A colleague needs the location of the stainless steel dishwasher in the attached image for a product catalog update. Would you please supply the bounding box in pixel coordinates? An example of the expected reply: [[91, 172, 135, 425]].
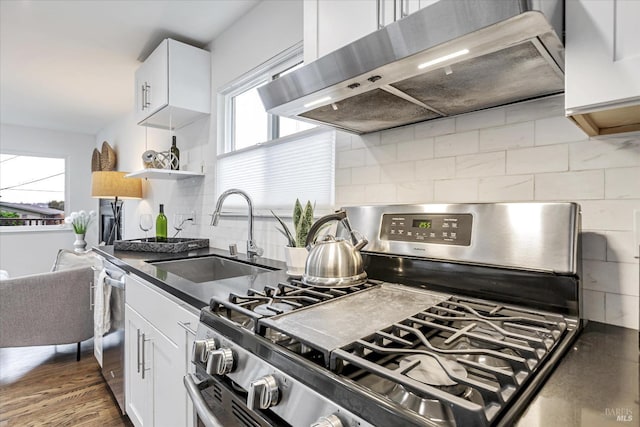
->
[[101, 259, 127, 414]]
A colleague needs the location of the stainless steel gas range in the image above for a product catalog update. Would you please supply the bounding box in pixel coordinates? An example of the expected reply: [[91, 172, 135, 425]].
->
[[185, 202, 582, 427]]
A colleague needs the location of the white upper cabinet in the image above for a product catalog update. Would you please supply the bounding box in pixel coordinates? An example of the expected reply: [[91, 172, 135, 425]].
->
[[304, 0, 436, 63], [135, 39, 211, 130], [565, 0, 640, 136]]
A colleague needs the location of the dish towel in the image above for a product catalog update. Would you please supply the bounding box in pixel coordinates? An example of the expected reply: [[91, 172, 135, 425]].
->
[[93, 269, 112, 336]]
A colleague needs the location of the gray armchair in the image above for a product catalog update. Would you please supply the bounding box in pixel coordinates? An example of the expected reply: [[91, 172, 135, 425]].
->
[[0, 250, 98, 360]]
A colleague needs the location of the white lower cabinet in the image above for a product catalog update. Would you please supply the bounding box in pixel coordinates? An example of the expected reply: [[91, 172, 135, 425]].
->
[[125, 274, 198, 427]]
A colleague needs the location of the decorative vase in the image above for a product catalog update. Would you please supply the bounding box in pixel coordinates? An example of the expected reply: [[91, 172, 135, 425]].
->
[[73, 233, 87, 253], [284, 246, 308, 277]]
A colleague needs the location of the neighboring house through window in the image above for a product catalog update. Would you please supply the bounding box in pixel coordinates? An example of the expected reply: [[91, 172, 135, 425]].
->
[[0, 154, 66, 226]]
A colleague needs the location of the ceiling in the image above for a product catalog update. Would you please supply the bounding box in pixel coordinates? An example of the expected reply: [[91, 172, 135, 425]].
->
[[0, 0, 260, 136]]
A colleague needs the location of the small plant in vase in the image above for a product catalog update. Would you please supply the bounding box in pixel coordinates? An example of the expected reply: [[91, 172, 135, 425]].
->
[[271, 199, 314, 276]]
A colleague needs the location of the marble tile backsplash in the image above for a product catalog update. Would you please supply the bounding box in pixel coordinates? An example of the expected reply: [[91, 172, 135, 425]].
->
[[335, 95, 640, 330]]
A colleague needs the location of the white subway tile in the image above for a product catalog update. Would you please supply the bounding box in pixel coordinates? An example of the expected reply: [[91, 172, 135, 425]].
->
[[570, 139, 640, 170], [582, 290, 606, 322], [397, 181, 434, 203], [397, 138, 434, 161], [434, 178, 479, 202], [605, 167, 640, 199], [535, 170, 604, 200], [479, 122, 534, 151], [415, 117, 455, 138], [605, 231, 638, 263], [581, 231, 607, 261], [335, 131, 352, 151], [455, 108, 505, 132], [381, 126, 415, 145], [505, 95, 565, 123], [336, 149, 366, 168], [582, 260, 639, 296], [605, 294, 639, 329], [365, 144, 397, 165], [334, 168, 352, 186], [415, 157, 456, 180], [351, 165, 380, 185], [352, 132, 381, 149], [364, 183, 397, 203], [507, 144, 569, 174], [456, 151, 505, 178], [434, 131, 479, 157], [380, 162, 416, 183], [336, 185, 366, 205], [579, 200, 640, 231], [535, 116, 588, 146], [478, 175, 534, 201]]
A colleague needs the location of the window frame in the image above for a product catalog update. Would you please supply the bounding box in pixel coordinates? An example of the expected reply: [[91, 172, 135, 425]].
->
[[218, 42, 308, 154]]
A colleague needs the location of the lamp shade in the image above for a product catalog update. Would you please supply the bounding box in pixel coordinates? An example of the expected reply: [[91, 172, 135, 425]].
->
[[91, 171, 142, 199]]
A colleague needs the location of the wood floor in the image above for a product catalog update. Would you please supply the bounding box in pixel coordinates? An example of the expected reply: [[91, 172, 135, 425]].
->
[[0, 342, 133, 427]]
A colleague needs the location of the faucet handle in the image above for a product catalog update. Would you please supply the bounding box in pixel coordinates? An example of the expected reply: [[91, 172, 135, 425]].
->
[[248, 241, 263, 257]]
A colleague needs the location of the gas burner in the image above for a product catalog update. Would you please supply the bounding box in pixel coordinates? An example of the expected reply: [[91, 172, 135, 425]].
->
[[382, 383, 453, 426], [399, 354, 467, 390]]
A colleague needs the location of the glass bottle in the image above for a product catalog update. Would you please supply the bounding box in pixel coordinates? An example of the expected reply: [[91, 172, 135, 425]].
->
[[156, 204, 168, 242], [170, 136, 180, 170]]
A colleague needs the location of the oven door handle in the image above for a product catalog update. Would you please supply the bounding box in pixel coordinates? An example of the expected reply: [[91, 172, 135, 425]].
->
[[183, 373, 225, 427]]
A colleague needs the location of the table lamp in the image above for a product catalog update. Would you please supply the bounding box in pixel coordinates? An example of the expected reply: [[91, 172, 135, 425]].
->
[[91, 171, 142, 244]]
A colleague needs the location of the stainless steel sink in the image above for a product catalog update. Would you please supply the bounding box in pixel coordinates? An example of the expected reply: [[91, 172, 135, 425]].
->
[[150, 255, 273, 283]]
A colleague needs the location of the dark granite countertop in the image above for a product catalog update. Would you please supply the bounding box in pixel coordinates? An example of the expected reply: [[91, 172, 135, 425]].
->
[[93, 245, 288, 310], [516, 322, 639, 427], [94, 246, 639, 426]]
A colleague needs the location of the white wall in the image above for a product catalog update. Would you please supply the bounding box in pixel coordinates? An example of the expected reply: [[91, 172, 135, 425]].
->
[[334, 95, 640, 330], [0, 123, 96, 275]]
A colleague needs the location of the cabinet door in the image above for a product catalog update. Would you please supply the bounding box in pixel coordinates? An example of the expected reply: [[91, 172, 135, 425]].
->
[[565, 0, 640, 111], [135, 40, 169, 123], [125, 305, 153, 427], [150, 326, 182, 427]]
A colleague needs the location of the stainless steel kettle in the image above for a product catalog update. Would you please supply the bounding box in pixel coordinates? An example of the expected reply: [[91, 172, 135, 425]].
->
[[302, 210, 368, 287]]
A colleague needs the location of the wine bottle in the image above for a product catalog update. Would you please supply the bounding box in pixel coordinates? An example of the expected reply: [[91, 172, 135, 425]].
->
[[156, 204, 168, 242], [170, 136, 180, 170]]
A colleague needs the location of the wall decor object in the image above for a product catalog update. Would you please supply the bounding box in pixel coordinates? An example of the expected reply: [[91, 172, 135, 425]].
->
[[91, 141, 117, 172], [141, 149, 178, 170]]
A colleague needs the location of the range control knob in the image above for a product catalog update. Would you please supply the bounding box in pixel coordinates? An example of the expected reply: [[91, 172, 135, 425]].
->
[[247, 375, 279, 410], [206, 348, 234, 376], [311, 414, 344, 427], [192, 338, 216, 364]]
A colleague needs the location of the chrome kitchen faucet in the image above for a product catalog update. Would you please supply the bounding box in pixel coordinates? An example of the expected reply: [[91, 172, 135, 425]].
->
[[211, 189, 263, 258]]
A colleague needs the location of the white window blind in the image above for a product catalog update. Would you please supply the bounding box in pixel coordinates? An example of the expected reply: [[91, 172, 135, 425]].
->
[[216, 128, 335, 209]]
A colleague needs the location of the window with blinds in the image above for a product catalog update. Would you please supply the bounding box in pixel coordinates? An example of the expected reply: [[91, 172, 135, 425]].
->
[[216, 128, 335, 209]]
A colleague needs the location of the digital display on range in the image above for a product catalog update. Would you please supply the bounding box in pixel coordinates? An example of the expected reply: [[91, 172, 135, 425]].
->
[[381, 213, 473, 246], [412, 219, 432, 229]]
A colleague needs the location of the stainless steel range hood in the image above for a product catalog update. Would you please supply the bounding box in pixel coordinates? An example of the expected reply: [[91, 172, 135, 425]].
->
[[258, 0, 565, 134]]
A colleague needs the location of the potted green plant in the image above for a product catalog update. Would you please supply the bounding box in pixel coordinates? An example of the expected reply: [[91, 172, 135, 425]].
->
[[271, 199, 314, 276]]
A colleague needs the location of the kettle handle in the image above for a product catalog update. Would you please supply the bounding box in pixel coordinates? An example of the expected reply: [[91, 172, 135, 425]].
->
[[305, 210, 347, 249]]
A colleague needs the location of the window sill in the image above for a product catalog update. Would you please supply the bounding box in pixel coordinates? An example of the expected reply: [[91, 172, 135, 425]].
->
[[0, 225, 73, 234]]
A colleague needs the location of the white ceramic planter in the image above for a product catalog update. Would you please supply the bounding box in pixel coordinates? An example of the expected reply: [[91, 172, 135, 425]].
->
[[73, 233, 87, 253], [284, 246, 308, 277]]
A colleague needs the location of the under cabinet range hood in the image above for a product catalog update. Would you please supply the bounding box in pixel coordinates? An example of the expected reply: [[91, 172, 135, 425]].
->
[[258, 0, 565, 134]]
